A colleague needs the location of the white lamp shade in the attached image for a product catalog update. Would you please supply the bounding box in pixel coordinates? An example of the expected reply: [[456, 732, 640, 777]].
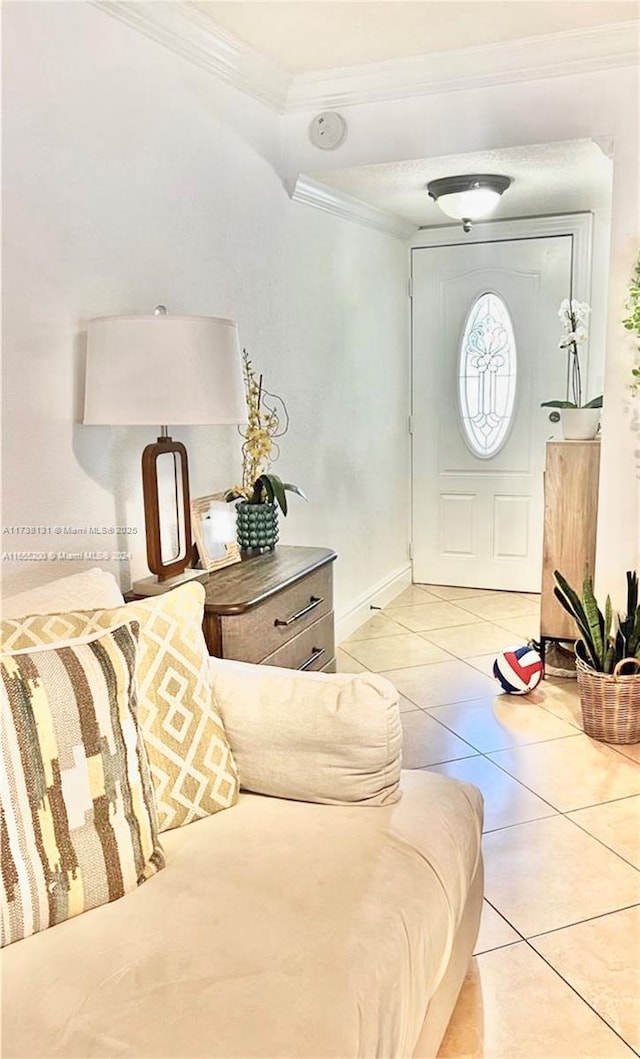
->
[[435, 187, 502, 221], [83, 314, 247, 425]]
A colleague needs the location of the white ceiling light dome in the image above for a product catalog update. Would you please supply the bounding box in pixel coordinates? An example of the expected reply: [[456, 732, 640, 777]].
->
[[427, 174, 513, 228]]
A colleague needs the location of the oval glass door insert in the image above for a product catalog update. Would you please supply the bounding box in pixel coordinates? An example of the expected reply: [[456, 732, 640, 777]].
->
[[458, 291, 517, 458]]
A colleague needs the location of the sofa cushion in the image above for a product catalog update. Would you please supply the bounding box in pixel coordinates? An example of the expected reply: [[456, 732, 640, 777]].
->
[[1, 584, 239, 832], [1, 770, 483, 1058], [1, 623, 165, 948], [1, 568, 125, 619], [211, 659, 402, 805]]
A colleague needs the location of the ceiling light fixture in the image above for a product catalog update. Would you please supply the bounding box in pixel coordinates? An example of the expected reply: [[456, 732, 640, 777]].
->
[[427, 174, 512, 232]]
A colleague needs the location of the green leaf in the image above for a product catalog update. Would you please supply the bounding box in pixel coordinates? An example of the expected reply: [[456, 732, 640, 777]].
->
[[249, 478, 266, 505], [283, 483, 307, 502], [627, 607, 640, 658], [269, 475, 288, 516], [250, 474, 306, 516], [255, 473, 287, 515], [553, 571, 600, 669], [224, 488, 244, 502], [627, 571, 638, 617], [582, 395, 603, 408], [582, 572, 605, 667], [540, 400, 577, 408], [604, 595, 612, 646], [618, 573, 640, 660]]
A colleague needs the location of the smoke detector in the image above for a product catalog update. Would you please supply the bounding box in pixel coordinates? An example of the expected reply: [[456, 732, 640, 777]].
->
[[308, 112, 347, 151]]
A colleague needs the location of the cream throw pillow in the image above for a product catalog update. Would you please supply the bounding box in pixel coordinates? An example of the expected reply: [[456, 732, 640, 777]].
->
[[1, 622, 165, 947], [210, 659, 403, 805], [1, 584, 239, 831]]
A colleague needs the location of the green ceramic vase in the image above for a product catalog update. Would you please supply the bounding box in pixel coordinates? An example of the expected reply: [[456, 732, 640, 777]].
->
[[236, 501, 279, 554]]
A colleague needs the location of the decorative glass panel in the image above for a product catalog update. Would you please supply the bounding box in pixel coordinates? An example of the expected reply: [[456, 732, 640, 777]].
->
[[458, 292, 517, 458]]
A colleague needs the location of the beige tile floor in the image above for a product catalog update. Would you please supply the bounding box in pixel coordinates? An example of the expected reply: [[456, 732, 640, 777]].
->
[[338, 584, 640, 1059]]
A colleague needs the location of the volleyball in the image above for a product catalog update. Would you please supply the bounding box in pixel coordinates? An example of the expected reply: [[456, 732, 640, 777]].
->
[[493, 645, 544, 695]]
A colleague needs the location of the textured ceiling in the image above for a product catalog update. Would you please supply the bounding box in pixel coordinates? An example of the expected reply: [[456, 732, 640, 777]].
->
[[311, 139, 613, 226], [196, 1, 638, 75]]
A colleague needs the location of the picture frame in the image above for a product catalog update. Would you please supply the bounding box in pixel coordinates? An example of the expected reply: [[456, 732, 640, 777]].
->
[[191, 493, 241, 573]]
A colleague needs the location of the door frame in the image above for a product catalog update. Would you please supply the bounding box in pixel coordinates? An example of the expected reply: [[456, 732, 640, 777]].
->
[[409, 213, 592, 294], [408, 212, 593, 582]]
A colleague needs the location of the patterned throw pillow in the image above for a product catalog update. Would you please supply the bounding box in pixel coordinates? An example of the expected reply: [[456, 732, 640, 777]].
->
[[1, 622, 165, 947], [1, 583, 239, 831]]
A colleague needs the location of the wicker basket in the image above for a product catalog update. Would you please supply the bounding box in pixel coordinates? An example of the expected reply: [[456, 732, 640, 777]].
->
[[576, 656, 640, 744]]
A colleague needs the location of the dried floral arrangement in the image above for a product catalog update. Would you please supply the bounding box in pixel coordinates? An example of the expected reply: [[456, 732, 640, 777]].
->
[[225, 350, 305, 515]]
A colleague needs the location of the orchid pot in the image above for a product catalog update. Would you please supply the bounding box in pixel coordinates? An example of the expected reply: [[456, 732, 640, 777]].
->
[[236, 500, 279, 555], [560, 408, 601, 441]]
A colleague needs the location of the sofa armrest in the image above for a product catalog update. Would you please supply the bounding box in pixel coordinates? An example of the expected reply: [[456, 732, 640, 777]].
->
[[209, 657, 402, 805]]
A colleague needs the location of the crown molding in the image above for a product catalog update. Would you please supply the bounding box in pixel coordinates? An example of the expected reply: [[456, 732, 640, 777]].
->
[[93, 6, 637, 114], [93, 1, 290, 111], [291, 176, 416, 240], [287, 21, 639, 110]]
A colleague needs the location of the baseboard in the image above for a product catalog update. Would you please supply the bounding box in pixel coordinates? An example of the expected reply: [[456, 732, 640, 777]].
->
[[335, 563, 412, 645]]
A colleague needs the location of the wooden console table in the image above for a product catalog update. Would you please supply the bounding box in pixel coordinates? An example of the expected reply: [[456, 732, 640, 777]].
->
[[131, 546, 337, 672], [202, 545, 337, 670], [540, 440, 600, 661]]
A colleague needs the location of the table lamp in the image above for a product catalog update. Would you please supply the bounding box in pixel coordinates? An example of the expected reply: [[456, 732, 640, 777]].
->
[[83, 307, 246, 584]]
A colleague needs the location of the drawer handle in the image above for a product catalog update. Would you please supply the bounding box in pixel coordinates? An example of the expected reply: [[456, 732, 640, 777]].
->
[[298, 647, 326, 671], [274, 595, 324, 627]]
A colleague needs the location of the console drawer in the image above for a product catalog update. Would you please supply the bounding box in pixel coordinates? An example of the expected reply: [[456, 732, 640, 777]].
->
[[261, 611, 335, 672], [218, 565, 333, 664]]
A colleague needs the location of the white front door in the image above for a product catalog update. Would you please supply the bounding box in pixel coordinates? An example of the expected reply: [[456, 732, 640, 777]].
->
[[411, 235, 573, 592]]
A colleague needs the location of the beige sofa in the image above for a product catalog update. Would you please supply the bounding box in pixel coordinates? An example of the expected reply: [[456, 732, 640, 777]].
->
[[1, 571, 483, 1059]]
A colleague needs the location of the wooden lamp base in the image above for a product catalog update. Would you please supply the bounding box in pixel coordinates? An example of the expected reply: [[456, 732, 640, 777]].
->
[[141, 434, 194, 582]]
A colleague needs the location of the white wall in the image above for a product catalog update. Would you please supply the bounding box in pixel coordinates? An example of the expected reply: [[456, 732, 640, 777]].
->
[[2, 2, 410, 620], [588, 206, 613, 404], [282, 64, 640, 597]]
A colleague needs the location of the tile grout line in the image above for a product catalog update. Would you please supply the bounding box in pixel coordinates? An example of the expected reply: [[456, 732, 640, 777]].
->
[[556, 812, 640, 873], [474, 797, 640, 848], [476, 902, 640, 1050], [480, 897, 640, 951], [522, 937, 639, 1055], [473, 936, 522, 956], [474, 745, 640, 829], [422, 720, 584, 752], [526, 901, 640, 942], [339, 642, 461, 669], [479, 809, 560, 834], [416, 741, 640, 870], [533, 692, 584, 732], [566, 790, 640, 811], [427, 741, 563, 817]]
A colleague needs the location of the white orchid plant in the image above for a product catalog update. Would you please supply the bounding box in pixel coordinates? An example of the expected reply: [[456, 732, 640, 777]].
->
[[541, 299, 603, 410]]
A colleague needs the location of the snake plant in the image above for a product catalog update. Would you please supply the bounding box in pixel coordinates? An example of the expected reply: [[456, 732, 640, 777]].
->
[[553, 570, 640, 673]]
